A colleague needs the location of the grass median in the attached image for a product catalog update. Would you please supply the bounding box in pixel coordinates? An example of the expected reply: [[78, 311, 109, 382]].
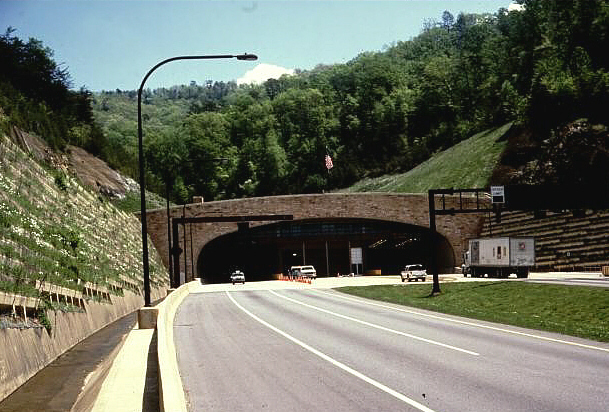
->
[[336, 281, 609, 343]]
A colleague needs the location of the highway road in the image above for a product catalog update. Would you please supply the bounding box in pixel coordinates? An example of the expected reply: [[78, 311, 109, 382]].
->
[[524, 277, 609, 288], [174, 284, 609, 412]]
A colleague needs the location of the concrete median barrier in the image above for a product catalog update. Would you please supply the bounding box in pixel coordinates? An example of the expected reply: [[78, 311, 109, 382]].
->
[[156, 279, 201, 412]]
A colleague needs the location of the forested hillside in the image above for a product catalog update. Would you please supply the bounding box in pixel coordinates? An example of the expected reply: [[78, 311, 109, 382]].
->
[[91, 1, 609, 204], [3, 1, 608, 206], [0, 28, 107, 156]]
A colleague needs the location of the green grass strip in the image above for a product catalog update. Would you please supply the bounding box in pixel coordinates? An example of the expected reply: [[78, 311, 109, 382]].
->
[[336, 281, 609, 342], [343, 122, 511, 193]]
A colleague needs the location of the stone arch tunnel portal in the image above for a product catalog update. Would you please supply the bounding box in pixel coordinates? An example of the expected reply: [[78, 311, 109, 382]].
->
[[196, 218, 455, 284]]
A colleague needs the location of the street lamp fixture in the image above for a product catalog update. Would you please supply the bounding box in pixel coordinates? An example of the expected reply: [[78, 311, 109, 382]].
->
[[138, 53, 258, 306], [236, 53, 258, 61]]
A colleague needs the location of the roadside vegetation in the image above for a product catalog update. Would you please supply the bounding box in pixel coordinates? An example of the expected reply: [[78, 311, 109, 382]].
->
[[111, 188, 171, 214], [337, 282, 609, 343], [90, 1, 609, 203], [0, 28, 106, 155], [0, 136, 168, 330], [1, 1, 607, 329], [341, 123, 511, 193], [3, 2, 608, 206]]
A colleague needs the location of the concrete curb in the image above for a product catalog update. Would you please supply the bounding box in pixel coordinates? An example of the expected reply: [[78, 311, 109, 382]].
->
[[90, 328, 155, 412], [156, 280, 201, 412]]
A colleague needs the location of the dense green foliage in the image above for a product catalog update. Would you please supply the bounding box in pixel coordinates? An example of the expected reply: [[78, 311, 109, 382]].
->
[[337, 281, 609, 342], [91, 1, 609, 204], [0, 27, 107, 155], [3, 1, 607, 205]]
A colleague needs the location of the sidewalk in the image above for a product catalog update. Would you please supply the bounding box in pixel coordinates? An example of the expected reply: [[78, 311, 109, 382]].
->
[[90, 327, 158, 412]]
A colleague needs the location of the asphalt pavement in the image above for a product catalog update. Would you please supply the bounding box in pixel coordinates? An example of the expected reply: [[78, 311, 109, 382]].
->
[[524, 276, 609, 288], [3, 273, 606, 411], [175, 283, 609, 412]]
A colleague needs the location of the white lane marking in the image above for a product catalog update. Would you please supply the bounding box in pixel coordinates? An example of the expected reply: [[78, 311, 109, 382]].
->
[[563, 279, 608, 284], [226, 291, 438, 412], [269, 290, 478, 356], [315, 290, 609, 353]]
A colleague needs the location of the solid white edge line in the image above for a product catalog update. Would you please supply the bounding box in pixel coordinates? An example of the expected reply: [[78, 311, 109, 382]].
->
[[555, 279, 608, 284], [269, 290, 479, 356], [314, 289, 609, 353], [225, 291, 438, 412]]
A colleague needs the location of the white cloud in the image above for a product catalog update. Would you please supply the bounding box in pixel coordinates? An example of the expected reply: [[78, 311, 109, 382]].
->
[[237, 63, 295, 85], [507, 2, 525, 12]]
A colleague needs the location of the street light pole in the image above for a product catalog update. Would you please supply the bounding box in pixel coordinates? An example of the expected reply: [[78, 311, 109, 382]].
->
[[138, 53, 257, 306]]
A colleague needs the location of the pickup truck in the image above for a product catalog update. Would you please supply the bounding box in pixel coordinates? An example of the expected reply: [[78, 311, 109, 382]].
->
[[401, 264, 426, 282], [290, 265, 317, 279]]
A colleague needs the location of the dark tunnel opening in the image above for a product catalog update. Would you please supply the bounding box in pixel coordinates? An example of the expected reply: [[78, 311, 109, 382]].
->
[[196, 218, 455, 284]]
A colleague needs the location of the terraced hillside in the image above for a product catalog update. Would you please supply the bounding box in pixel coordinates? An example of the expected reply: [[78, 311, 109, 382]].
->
[[480, 210, 609, 271], [0, 133, 169, 401], [0, 135, 167, 305]]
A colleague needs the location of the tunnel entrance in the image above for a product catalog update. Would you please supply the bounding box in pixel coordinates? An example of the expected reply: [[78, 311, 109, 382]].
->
[[196, 218, 454, 284]]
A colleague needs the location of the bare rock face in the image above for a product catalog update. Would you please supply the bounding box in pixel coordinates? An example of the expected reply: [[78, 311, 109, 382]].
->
[[10, 126, 67, 171], [66, 145, 136, 199], [9, 126, 134, 199], [491, 120, 609, 187]]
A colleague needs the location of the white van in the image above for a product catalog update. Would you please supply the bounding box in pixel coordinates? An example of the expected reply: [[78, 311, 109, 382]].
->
[[290, 265, 317, 278]]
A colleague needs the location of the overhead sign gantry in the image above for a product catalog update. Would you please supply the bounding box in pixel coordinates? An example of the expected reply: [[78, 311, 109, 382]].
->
[[428, 184, 609, 295]]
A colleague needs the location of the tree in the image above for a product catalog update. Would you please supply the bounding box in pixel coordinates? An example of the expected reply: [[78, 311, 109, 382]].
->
[[1, 28, 102, 152], [179, 112, 236, 201], [442, 11, 455, 31], [89, 0, 609, 199], [272, 88, 338, 192], [144, 130, 188, 201]]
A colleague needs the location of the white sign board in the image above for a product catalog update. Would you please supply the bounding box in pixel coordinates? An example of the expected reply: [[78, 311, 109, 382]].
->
[[350, 247, 363, 265], [491, 185, 505, 204]]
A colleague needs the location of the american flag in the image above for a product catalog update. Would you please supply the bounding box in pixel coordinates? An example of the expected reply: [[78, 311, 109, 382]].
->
[[325, 154, 333, 170]]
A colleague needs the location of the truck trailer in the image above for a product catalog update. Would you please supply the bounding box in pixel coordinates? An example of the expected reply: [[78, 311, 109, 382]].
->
[[462, 237, 535, 278]]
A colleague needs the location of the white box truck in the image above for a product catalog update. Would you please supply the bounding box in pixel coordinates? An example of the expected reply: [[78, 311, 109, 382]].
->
[[462, 237, 535, 278]]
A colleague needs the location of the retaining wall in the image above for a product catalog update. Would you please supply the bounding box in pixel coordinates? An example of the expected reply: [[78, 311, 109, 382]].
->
[[0, 287, 166, 402], [480, 210, 609, 270]]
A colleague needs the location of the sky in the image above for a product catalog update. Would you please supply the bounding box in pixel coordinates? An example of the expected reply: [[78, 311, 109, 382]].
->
[[1, 0, 514, 92]]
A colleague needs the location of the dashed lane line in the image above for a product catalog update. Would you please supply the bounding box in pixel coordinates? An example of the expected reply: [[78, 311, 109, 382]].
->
[[226, 291, 438, 412], [269, 290, 479, 356], [314, 289, 609, 353]]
